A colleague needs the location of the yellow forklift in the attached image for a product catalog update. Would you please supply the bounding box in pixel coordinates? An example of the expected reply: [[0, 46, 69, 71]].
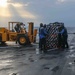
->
[[0, 22, 37, 45]]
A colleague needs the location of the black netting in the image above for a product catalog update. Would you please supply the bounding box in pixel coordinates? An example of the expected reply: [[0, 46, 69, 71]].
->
[[45, 22, 64, 49]]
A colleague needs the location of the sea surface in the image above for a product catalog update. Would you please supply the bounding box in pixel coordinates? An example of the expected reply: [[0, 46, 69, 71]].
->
[[67, 27, 75, 44]]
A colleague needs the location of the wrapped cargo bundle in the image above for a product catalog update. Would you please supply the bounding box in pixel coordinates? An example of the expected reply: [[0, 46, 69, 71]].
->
[[46, 22, 64, 49]]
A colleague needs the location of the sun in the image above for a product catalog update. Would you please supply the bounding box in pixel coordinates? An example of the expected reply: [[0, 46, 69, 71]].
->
[[0, 0, 7, 7]]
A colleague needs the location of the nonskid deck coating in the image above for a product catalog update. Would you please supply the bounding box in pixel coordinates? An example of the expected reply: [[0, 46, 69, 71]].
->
[[0, 35, 75, 75]]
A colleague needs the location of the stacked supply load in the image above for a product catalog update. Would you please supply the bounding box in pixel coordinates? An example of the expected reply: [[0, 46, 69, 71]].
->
[[46, 22, 64, 49]]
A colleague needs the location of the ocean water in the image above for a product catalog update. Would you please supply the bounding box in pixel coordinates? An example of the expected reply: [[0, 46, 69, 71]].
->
[[67, 27, 75, 33], [67, 27, 75, 43]]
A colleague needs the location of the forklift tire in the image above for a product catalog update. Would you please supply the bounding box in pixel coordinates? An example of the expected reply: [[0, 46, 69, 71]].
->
[[0, 36, 2, 41], [17, 35, 28, 45], [26, 35, 31, 44], [1, 42, 6, 45]]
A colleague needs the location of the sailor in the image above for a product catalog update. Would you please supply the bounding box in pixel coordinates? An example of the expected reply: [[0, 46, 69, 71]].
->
[[61, 25, 69, 48], [39, 23, 48, 53], [14, 23, 21, 32]]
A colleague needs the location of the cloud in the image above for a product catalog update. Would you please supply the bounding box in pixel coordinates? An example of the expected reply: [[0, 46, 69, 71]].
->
[[56, 0, 75, 4], [56, 0, 65, 4], [58, 0, 65, 2], [8, 3, 29, 7], [1, 0, 75, 27], [10, 3, 28, 7], [7, 0, 30, 7]]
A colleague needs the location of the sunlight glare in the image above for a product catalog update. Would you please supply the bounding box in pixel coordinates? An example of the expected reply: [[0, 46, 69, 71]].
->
[[0, 0, 7, 7]]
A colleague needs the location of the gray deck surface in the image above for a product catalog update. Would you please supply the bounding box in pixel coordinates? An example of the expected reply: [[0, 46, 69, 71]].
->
[[0, 35, 75, 75]]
